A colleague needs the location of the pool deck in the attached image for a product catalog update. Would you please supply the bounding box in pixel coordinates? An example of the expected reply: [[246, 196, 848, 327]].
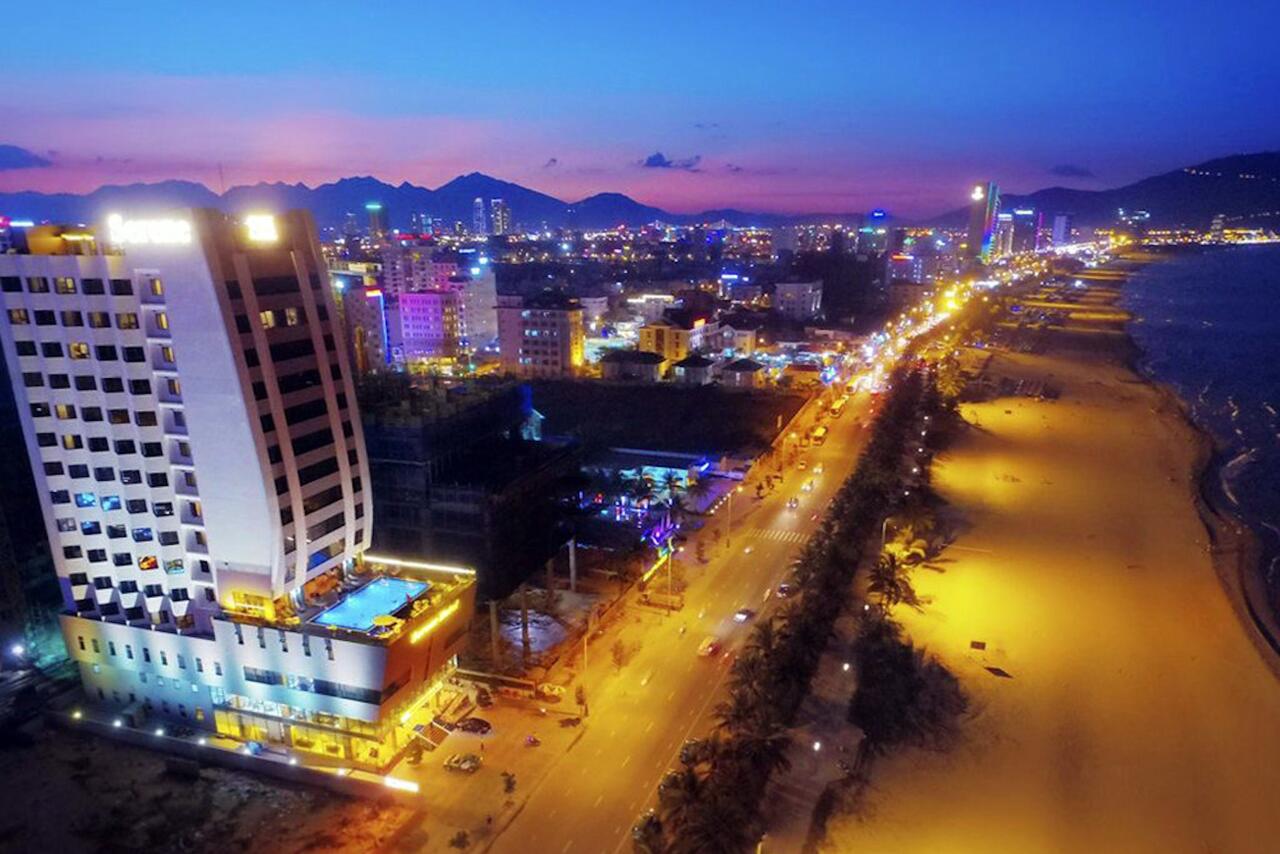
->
[[309, 576, 430, 633]]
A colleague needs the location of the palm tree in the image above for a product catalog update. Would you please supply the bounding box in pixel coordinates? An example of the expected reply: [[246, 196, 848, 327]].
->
[[657, 767, 703, 835], [867, 552, 922, 611], [631, 812, 666, 854], [684, 476, 711, 513]]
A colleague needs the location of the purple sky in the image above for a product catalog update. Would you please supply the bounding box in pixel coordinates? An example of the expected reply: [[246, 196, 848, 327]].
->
[[1, 1, 1277, 217]]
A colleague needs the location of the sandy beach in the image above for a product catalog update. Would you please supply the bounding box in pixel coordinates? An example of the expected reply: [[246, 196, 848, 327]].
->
[[822, 285, 1280, 853]]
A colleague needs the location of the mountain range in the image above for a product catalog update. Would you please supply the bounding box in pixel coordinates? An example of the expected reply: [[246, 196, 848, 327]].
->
[[2, 152, 1278, 231]]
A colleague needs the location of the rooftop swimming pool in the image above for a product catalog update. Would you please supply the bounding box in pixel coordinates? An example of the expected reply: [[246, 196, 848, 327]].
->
[[311, 576, 428, 632]]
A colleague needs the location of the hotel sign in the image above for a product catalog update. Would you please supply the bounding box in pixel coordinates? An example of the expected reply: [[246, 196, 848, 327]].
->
[[106, 213, 192, 246]]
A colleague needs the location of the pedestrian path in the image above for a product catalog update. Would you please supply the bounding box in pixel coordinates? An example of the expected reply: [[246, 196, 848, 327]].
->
[[745, 527, 809, 545]]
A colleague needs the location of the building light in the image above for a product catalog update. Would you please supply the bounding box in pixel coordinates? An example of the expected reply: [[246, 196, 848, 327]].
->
[[970, 186, 984, 201], [383, 776, 420, 793], [244, 214, 279, 242], [410, 600, 461, 644]]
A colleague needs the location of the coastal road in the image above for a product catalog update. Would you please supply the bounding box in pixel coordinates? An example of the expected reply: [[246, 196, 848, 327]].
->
[[487, 390, 877, 854]]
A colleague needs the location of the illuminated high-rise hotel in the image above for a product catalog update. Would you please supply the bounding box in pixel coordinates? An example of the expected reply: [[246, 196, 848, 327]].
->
[[965, 181, 1000, 262], [0, 211, 473, 769]]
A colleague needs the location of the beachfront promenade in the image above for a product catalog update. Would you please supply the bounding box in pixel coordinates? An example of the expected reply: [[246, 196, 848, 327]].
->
[[823, 295, 1280, 852]]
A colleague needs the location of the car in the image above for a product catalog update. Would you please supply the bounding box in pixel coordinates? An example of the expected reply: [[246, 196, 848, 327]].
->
[[444, 753, 482, 773], [697, 637, 722, 657], [801, 479, 814, 492], [457, 717, 492, 735], [733, 608, 756, 623], [776, 582, 796, 598], [797, 460, 808, 470], [813, 463, 825, 474], [787, 497, 799, 510]]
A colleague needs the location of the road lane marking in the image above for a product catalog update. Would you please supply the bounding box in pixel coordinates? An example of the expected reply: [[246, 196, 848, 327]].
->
[[594, 793, 604, 807], [645, 720, 654, 733], [562, 841, 574, 853], [621, 754, 631, 768]]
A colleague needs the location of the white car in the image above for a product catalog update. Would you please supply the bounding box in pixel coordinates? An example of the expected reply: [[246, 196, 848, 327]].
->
[[813, 463, 825, 474], [801, 479, 814, 493], [734, 608, 756, 623]]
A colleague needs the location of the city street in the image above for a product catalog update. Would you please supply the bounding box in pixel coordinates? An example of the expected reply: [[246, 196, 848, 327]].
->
[[485, 389, 878, 854]]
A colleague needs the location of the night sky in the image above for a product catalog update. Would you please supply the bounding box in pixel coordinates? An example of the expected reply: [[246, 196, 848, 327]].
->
[[2, 1, 1277, 217]]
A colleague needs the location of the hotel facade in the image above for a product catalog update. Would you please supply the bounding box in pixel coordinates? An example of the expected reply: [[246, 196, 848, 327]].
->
[[0, 210, 473, 770]]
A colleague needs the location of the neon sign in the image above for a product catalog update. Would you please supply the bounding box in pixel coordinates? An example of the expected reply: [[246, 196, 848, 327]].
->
[[106, 213, 192, 246]]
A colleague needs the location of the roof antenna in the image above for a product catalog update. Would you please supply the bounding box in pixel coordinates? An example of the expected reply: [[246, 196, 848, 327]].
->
[[217, 162, 226, 196]]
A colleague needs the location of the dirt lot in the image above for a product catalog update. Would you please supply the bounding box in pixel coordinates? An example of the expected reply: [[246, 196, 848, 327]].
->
[[0, 724, 416, 854]]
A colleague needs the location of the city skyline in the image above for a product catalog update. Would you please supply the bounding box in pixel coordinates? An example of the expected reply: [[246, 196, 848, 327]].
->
[[2, 2, 1279, 217]]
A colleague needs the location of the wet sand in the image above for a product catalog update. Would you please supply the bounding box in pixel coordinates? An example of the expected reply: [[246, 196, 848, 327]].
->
[[823, 301, 1280, 852]]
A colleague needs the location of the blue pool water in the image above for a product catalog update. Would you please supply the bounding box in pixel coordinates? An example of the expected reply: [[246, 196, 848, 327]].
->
[[311, 577, 428, 631]]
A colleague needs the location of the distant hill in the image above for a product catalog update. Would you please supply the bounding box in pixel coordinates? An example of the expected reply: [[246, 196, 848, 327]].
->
[[4, 151, 1278, 231], [0, 171, 850, 231], [931, 152, 1280, 228]]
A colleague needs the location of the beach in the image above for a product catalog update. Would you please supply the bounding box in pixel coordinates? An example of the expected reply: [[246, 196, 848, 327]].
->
[[822, 274, 1280, 853]]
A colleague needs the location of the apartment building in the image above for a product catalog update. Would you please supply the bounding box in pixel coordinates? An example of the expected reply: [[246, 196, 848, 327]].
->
[[496, 291, 585, 377], [0, 211, 473, 769]]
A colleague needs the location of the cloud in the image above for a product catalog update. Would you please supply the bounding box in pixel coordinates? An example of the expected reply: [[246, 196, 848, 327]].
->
[[693, 122, 720, 130], [542, 157, 559, 169], [725, 163, 745, 174], [0, 144, 52, 171], [1048, 163, 1095, 179], [639, 151, 702, 171]]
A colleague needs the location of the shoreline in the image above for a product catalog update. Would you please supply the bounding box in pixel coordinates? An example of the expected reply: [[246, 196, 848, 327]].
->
[[1114, 252, 1280, 676]]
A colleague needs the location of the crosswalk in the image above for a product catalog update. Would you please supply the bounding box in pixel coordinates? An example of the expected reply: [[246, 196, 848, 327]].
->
[[744, 527, 809, 545]]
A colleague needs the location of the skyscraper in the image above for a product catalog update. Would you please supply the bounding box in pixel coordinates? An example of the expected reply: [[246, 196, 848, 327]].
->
[[1052, 214, 1074, 247], [472, 198, 487, 236], [0, 211, 474, 767], [1011, 208, 1043, 253], [965, 182, 1000, 262], [489, 199, 512, 236], [365, 202, 387, 240]]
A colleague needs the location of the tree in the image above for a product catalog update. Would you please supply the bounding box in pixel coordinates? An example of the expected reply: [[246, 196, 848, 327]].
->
[[611, 639, 628, 671], [632, 812, 666, 854], [867, 552, 922, 611], [657, 767, 703, 835]]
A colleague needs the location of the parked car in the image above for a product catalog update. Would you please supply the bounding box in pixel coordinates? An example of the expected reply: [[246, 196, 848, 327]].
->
[[698, 637, 722, 657], [813, 463, 825, 474], [457, 717, 492, 735], [444, 753, 483, 773], [734, 608, 756, 623], [475, 686, 493, 707], [787, 497, 800, 510], [776, 582, 796, 598]]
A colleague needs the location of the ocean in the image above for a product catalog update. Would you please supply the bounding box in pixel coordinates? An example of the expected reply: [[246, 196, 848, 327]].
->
[[1123, 244, 1280, 588]]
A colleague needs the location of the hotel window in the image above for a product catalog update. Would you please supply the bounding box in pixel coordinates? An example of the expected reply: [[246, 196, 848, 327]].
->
[[101, 495, 122, 511], [68, 464, 89, 478], [109, 279, 132, 296], [49, 373, 70, 389], [284, 307, 300, 326], [108, 409, 128, 424], [75, 375, 97, 391], [88, 549, 106, 563], [177, 654, 186, 670], [95, 345, 117, 361], [155, 312, 169, 330], [82, 278, 105, 295], [22, 372, 42, 387], [27, 277, 50, 293], [107, 524, 126, 539], [161, 346, 176, 364], [129, 379, 151, 395], [87, 438, 108, 452], [61, 311, 84, 327], [36, 432, 56, 448], [55, 277, 76, 294], [34, 310, 56, 326], [15, 340, 36, 356], [69, 341, 90, 359], [107, 641, 116, 656], [74, 492, 96, 508], [259, 310, 277, 329], [80, 521, 101, 535], [7, 309, 30, 325], [153, 501, 173, 516], [62, 434, 83, 450], [90, 639, 99, 653], [102, 377, 123, 392], [123, 346, 145, 363], [120, 470, 140, 484], [214, 661, 223, 676], [56, 517, 75, 532], [149, 473, 168, 488], [148, 277, 164, 297], [0, 276, 20, 292], [50, 490, 70, 504], [159, 531, 178, 546], [115, 439, 136, 455], [93, 467, 114, 482], [159, 651, 168, 667], [88, 311, 110, 328], [132, 527, 153, 542], [125, 644, 133, 660], [44, 462, 65, 476], [83, 406, 102, 422], [115, 312, 139, 330], [63, 545, 83, 559], [141, 442, 162, 457], [126, 499, 147, 514]]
